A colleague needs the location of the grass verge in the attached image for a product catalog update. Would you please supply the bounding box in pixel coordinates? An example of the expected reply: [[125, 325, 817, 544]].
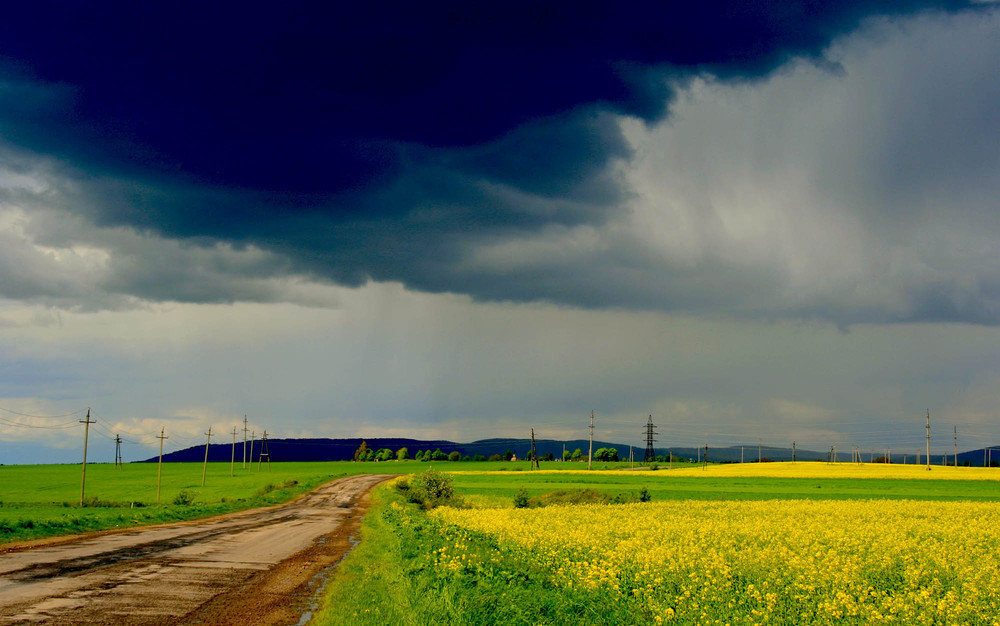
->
[[313, 482, 641, 625]]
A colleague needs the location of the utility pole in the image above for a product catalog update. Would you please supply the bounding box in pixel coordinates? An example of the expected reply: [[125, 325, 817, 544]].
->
[[156, 428, 167, 504], [741, 446, 744, 464], [114, 434, 122, 469], [792, 441, 796, 463], [242, 415, 248, 469], [925, 409, 931, 471], [758, 439, 762, 463], [80, 409, 93, 506], [202, 427, 212, 487], [248, 431, 255, 473], [588, 411, 594, 471], [231, 427, 237, 477], [703, 444, 708, 469]]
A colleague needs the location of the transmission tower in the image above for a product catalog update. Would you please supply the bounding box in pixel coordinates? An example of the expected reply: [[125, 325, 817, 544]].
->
[[529, 428, 539, 470], [643, 415, 657, 462]]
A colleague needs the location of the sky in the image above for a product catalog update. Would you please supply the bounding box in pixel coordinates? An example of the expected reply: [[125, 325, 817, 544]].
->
[[1, 1, 999, 463]]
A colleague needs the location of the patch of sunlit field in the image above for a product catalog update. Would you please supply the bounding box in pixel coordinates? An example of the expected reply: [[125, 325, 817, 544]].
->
[[453, 461, 1000, 481], [658, 461, 1000, 480], [433, 498, 1000, 624]]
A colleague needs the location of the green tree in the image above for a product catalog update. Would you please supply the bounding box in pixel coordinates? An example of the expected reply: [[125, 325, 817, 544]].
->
[[432, 449, 448, 461], [571, 448, 583, 461], [396, 447, 409, 460], [472, 454, 486, 461], [562, 449, 572, 461], [447, 450, 461, 461], [488, 453, 503, 461], [504, 448, 514, 461], [375, 448, 394, 462], [354, 440, 370, 461]]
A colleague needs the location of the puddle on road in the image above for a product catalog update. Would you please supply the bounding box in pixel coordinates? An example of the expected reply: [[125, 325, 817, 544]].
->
[[295, 516, 364, 626]]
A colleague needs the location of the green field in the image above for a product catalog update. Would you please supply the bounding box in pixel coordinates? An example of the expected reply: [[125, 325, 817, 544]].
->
[[0, 461, 392, 544], [448, 471, 1000, 503]]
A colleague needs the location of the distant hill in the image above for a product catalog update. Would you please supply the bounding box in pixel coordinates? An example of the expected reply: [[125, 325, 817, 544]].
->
[[141, 437, 1000, 466], [142, 437, 643, 463]]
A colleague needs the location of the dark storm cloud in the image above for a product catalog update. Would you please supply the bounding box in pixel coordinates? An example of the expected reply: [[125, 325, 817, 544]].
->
[[0, 1, 994, 321], [0, 1, 973, 198]]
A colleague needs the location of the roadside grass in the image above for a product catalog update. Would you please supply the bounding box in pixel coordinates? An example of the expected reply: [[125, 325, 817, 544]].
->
[[0, 461, 396, 544], [313, 484, 633, 626]]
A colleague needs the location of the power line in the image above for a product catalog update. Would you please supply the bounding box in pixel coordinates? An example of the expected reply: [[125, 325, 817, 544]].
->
[[0, 405, 89, 419], [0, 416, 81, 429]]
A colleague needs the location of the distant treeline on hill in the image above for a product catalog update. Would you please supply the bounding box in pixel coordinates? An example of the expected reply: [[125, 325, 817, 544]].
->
[[143, 437, 635, 463], [140, 437, 1000, 466]]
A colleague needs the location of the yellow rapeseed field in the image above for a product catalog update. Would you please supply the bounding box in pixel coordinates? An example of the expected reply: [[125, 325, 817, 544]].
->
[[432, 477, 1000, 624]]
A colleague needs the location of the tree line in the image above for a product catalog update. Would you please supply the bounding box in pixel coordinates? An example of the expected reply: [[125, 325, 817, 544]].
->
[[353, 441, 618, 463]]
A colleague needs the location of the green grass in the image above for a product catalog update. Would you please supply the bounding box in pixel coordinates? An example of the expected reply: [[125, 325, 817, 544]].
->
[[0, 461, 402, 544], [446, 472, 1000, 505], [314, 484, 630, 625]]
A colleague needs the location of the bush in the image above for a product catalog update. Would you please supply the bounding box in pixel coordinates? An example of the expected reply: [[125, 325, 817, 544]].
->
[[638, 487, 652, 502], [513, 488, 530, 509], [173, 490, 195, 506], [408, 468, 457, 509]]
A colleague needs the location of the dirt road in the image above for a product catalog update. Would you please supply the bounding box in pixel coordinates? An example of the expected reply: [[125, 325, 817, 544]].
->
[[0, 473, 394, 625]]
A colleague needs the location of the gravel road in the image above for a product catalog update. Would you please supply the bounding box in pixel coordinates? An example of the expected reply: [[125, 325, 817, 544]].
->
[[0, 473, 394, 625]]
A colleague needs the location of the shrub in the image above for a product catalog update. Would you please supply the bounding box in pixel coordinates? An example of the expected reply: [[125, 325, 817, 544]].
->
[[173, 490, 195, 506], [513, 488, 530, 509], [638, 487, 652, 502], [408, 468, 457, 509]]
